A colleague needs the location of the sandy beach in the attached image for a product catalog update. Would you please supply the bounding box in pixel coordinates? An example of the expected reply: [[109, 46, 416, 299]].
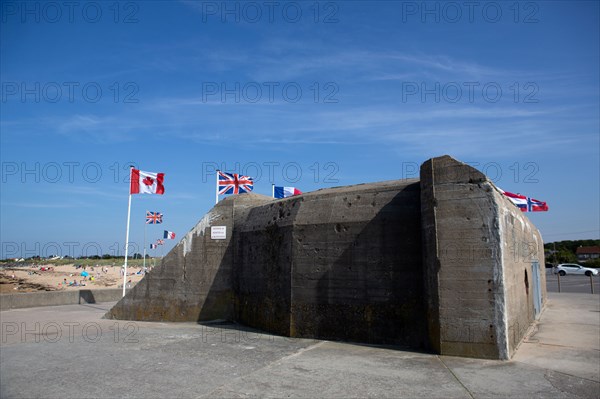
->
[[0, 263, 149, 294]]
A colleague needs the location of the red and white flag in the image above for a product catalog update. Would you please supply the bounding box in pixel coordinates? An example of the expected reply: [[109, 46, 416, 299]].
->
[[130, 169, 165, 195], [499, 188, 548, 212]]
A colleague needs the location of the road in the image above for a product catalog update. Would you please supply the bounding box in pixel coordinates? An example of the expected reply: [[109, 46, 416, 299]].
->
[[545, 268, 599, 294]]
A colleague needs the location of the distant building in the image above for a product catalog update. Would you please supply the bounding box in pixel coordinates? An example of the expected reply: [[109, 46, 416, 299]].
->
[[576, 246, 600, 262]]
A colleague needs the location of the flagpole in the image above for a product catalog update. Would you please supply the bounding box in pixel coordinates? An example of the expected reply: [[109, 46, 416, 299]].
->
[[272, 184, 275, 198], [122, 166, 134, 297], [216, 169, 220, 205], [143, 212, 147, 270]]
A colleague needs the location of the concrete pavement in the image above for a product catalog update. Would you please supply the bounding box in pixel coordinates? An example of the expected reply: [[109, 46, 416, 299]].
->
[[1, 292, 598, 398]]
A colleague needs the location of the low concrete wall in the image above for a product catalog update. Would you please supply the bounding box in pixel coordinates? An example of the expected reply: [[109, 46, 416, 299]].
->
[[0, 289, 122, 311]]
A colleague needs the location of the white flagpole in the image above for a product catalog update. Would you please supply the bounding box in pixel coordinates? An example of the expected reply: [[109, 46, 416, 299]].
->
[[272, 184, 275, 198], [215, 169, 220, 204], [143, 212, 147, 270], [122, 166, 134, 297]]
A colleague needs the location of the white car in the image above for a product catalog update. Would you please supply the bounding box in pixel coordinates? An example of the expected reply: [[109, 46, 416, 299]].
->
[[554, 263, 599, 277]]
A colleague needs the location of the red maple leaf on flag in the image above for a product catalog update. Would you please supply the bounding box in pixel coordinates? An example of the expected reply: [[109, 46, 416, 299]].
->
[[130, 169, 164, 195], [142, 176, 155, 186]]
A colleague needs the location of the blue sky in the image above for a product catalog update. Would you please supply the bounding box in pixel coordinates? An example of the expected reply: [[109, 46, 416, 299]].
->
[[1, 0, 598, 259]]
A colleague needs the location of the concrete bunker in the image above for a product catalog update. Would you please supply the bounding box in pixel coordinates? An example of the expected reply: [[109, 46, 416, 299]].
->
[[107, 155, 546, 359]]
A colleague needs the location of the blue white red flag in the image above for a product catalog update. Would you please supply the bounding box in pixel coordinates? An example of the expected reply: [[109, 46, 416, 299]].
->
[[274, 186, 302, 199], [150, 244, 157, 249], [163, 230, 176, 239], [146, 211, 163, 224], [501, 190, 528, 211], [526, 197, 549, 212], [500, 189, 548, 212], [218, 171, 254, 195]]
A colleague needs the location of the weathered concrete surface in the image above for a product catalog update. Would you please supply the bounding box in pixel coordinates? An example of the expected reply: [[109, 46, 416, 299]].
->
[[108, 155, 546, 359], [108, 194, 272, 322], [1, 293, 597, 399], [235, 180, 426, 348], [420, 156, 546, 359], [0, 288, 122, 310], [109, 181, 426, 348]]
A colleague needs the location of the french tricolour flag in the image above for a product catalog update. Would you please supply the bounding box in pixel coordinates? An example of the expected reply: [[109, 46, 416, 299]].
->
[[274, 186, 302, 199], [163, 230, 176, 239]]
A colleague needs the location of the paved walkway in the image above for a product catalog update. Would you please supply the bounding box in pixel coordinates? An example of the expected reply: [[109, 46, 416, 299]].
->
[[1, 292, 598, 398]]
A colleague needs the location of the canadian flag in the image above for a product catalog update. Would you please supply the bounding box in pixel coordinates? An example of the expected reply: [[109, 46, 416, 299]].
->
[[130, 169, 165, 195]]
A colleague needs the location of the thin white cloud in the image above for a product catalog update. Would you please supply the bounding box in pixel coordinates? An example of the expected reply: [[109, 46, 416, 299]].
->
[[190, 35, 523, 82], [55, 114, 156, 143], [1, 201, 90, 209], [56, 185, 125, 200]]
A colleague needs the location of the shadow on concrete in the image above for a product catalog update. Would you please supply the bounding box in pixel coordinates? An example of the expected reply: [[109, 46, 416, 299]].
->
[[79, 303, 115, 311], [291, 182, 429, 350], [198, 195, 280, 323], [79, 290, 96, 304], [197, 238, 235, 322], [197, 182, 430, 352], [197, 316, 433, 357], [226, 196, 303, 336], [196, 320, 303, 345]]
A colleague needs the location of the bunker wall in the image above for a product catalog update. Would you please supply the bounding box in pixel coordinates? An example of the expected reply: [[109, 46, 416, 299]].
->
[[420, 156, 545, 359], [107, 198, 237, 321], [108, 155, 546, 360]]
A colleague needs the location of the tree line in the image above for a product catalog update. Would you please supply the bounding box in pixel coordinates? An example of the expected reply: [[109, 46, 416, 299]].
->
[[544, 239, 600, 266]]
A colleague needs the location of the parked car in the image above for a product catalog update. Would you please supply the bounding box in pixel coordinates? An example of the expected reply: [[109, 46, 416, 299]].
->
[[553, 263, 599, 277]]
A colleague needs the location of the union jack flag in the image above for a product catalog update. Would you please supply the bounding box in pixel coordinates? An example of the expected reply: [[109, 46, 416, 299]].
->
[[218, 171, 254, 195], [156, 239, 164, 245], [146, 211, 163, 224]]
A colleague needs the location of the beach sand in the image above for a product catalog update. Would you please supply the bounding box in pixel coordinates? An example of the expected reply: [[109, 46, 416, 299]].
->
[[0, 264, 148, 294]]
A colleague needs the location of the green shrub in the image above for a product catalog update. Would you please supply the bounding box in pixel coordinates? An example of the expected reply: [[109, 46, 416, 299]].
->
[[582, 258, 600, 268]]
